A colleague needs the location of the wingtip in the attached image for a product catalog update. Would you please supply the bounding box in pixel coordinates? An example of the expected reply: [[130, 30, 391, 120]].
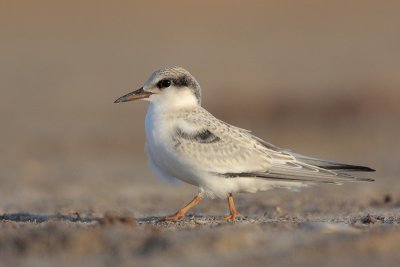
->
[[353, 166, 376, 172], [330, 165, 376, 172], [355, 166, 376, 172], [357, 177, 375, 182]]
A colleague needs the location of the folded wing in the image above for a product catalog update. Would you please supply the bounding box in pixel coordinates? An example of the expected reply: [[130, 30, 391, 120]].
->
[[175, 107, 375, 184]]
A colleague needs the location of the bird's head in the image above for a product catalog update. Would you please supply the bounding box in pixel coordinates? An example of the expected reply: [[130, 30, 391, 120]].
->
[[114, 67, 202, 108]]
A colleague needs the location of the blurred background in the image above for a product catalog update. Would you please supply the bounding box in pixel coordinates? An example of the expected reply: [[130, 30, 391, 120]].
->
[[2, 1, 400, 266], [0, 0, 399, 214]]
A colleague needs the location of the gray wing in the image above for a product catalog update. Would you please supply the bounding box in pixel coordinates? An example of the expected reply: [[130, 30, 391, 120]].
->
[[174, 107, 374, 183]]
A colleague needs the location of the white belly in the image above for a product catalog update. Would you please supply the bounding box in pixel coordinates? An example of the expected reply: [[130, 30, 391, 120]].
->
[[198, 176, 307, 198]]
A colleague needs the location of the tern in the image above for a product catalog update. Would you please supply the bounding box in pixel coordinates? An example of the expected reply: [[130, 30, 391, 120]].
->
[[115, 67, 374, 221]]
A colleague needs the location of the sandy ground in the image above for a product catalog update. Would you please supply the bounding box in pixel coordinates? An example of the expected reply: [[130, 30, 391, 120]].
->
[[1, 194, 400, 267]]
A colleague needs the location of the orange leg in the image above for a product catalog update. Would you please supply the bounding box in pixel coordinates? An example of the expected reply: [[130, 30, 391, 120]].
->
[[161, 192, 203, 221], [223, 193, 240, 221]]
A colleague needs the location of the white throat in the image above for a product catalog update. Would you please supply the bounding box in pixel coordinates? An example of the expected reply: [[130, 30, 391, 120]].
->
[[147, 87, 200, 112]]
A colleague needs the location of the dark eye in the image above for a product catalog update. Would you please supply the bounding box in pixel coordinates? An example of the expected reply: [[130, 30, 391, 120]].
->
[[157, 79, 172, 89]]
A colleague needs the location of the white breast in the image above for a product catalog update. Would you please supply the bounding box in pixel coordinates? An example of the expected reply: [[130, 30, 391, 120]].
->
[[144, 104, 202, 186]]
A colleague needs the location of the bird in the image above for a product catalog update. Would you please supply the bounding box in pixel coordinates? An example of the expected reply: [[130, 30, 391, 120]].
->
[[114, 66, 375, 221]]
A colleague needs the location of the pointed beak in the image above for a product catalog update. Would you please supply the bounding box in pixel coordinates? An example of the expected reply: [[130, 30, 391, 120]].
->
[[114, 87, 153, 103]]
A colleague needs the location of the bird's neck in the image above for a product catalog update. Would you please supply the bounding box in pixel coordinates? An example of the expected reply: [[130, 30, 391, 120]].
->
[[149, 89, 200, 113]]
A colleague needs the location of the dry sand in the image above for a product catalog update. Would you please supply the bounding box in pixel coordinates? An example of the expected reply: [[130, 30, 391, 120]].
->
[[1, 192, 400, 267]]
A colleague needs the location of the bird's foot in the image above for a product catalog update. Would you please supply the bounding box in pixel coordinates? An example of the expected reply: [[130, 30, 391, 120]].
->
[[159, 193, 203, 222], [222, 212, 240, 221], [159, 212, 185, 222]]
